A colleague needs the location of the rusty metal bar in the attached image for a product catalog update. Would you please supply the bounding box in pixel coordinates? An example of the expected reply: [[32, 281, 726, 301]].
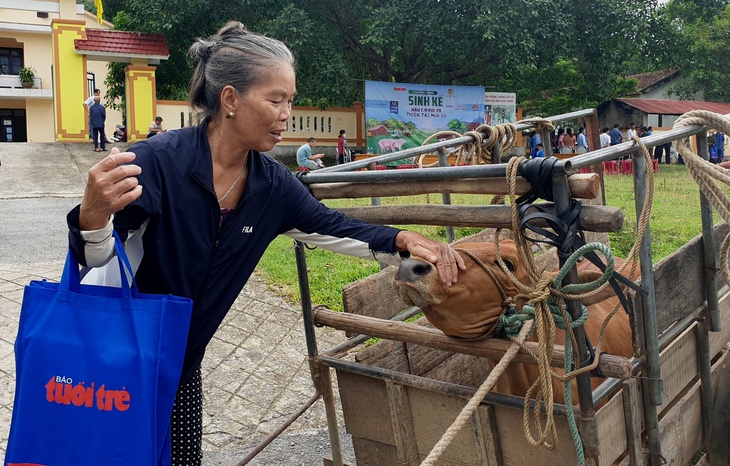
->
[[294, 241, 344, 466], [695, 132, 717, 450], [550, 169, 600, 460], [631, 151, 664, 466], [438, 147, 455, 243], [235, 391, 321, 466]]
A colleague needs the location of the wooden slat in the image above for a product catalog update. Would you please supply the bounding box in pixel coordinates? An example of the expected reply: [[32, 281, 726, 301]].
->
[[656, 370, 705, 465], [310, 173, 601, 200], [386, 381, 420, 466], [337, 371, 394, 444], [474, 405, 504, 466], [354, 338, 455, 377], [493, 404, 577, 464], [408, 386, 485, 465], [620, 378, 644, 466], [342, 266, 404, 320], [658, 322, 699, 414], [651, 223, 730, 333], [708, 349, 730, 465], [315, 309, 632, 379], [593, 386, 629, 464], [654, 290, 730, 414], [334, 203, 623, 232]]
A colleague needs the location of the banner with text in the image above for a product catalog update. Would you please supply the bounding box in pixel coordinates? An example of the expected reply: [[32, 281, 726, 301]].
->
[[364, 81, 485, 161], [484, 92, 517, 125]]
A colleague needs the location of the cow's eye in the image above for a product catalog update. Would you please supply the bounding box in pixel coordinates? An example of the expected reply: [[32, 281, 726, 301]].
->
[[501, 259, 516, 272]]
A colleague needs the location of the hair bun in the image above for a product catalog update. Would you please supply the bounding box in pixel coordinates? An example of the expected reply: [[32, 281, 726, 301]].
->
[[190, 39, 215, 62]]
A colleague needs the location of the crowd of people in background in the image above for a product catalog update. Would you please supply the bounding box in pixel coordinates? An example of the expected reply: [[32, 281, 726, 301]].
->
[[529, 122, 727, 166]]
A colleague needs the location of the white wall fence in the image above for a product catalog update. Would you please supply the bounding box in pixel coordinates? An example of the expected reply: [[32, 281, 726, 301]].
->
[[156, 100, 365, 148]]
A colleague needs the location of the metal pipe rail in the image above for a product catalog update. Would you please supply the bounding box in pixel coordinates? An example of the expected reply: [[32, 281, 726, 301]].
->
[[298, 114, 710, 187], [314, 108, 598, 174], [561, 124, 708, 173]]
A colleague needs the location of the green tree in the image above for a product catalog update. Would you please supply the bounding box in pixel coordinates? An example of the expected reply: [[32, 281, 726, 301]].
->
[[98, 0, 658, 113], [661, 0, 730, 101]]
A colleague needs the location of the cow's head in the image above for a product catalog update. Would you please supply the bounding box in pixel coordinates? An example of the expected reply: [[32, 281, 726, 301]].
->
[[393, 241, 532, 339]]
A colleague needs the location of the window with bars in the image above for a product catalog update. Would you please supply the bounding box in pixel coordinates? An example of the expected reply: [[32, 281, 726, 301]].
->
[[0, 48, 23, 75]]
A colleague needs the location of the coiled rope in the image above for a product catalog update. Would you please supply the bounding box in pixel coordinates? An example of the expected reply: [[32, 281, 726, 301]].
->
[[673, 110, 730, 285], [418, 123, 518, 167]]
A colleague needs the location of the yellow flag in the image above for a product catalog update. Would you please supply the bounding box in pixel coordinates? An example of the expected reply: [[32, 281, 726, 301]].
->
[[94, 0, 103, 25]]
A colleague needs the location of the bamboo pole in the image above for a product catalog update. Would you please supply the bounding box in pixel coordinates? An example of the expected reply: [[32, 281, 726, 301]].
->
[[333, 203, 623, 232], [309, 173, 600, 200]]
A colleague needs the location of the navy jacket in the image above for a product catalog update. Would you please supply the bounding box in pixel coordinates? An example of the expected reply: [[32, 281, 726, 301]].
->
[[89, 103, 106, 129], [68, 122, 401, 383]]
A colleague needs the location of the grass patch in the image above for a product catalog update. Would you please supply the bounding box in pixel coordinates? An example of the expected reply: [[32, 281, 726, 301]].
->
[[257, 164, 716, 310]]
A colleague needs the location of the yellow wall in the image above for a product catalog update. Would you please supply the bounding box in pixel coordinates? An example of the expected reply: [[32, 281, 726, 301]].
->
[[26, 100, 55, 142], [51, 19, 87, 141], [125, 66, 157, 141]]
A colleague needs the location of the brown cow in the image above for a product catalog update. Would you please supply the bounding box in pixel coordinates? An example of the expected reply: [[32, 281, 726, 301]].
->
[[392, 240, 634, 400]]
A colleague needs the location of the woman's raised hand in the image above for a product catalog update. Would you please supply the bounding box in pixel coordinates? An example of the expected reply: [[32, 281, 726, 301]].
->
[[79, 148, 142, 230]]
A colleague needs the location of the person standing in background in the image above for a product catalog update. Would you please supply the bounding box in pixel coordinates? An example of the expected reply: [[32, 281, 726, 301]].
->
[[83, 88, 101, 139], [337, 129, 348, 164], [627, 122, 637, 140], [576, 127, 589, 152], [529, 131, 542, 158], [716, 131, 725, 161], [609, 124, 623, 146], [599, 127, 611, 149], [88, 95, 106, 152], [562, 128, 576, 152]]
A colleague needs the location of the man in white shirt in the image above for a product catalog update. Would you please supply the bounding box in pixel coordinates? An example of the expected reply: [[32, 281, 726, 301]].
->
[[626, 122, 637, 140], [599, 127, 611, 149], [83, 88, 101, 138]]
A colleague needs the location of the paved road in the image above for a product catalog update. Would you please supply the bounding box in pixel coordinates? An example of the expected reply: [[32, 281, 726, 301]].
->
[[0, 142, 356, 465]]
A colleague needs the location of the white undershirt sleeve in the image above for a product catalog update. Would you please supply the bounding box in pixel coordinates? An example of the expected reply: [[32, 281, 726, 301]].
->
[[283, 229, 402, 266]]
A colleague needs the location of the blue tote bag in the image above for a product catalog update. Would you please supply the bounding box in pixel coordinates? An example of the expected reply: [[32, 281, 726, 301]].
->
[[5, 233, 193, 466]]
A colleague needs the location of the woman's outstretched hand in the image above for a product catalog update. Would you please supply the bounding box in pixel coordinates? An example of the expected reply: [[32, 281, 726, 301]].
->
[[395, 231, 465, 285]]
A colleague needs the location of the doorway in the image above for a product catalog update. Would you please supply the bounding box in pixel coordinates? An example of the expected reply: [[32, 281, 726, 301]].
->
[[0, 109, 28, 142]]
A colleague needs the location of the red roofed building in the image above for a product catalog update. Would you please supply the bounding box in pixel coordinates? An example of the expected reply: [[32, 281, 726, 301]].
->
[[598, 98, 730, 132], [75, 29, 169, 64], [598, 68, 720, 131], [626, 68, 686, 99]]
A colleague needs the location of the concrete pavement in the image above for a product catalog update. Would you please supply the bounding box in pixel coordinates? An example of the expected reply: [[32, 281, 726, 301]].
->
[[0, 142, 354, 465]]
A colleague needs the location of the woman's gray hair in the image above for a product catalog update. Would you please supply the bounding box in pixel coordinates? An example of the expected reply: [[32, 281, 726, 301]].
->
[[188, 21, 295, 120]]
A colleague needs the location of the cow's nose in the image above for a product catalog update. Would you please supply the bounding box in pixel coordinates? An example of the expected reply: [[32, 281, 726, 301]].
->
[[395, 259, 434, 282]]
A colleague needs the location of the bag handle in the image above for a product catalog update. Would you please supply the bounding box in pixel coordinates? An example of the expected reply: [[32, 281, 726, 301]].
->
[[62, 231, 138, 300]]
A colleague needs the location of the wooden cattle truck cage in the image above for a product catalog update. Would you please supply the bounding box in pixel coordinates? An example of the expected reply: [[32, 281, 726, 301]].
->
[[241, 108, 730, 466]]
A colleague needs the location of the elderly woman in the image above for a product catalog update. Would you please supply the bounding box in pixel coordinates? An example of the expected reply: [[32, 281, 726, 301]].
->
[[67, 21, 463, 465]]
